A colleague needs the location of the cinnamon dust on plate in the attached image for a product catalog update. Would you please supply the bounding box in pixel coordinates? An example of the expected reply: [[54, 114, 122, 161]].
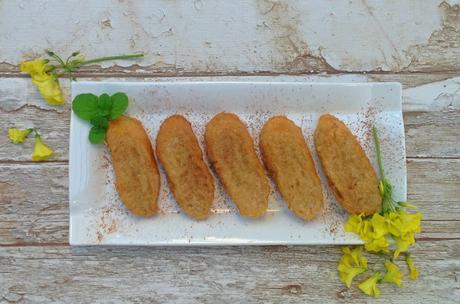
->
[[95, 206, 119, 243]]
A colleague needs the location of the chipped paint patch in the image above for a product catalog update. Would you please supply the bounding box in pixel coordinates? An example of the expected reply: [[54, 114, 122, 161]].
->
[[100, 18, 112, 29], [0, 0, 455, 74], [0, 78, 68, 113], [256, 0, 337, 73], [405, 1, 460, 72], [403, 76, 460, 111]]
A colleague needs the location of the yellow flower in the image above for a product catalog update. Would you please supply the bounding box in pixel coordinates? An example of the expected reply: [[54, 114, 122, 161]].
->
[[32, 135, 54, 161], [369, 213, 388, 239], [360, 220, 373, 239], [382, 260, 403, 287], [386, 211, 422, 237], [344, 213, 365, 235], [385, 212, 402, 236], [365, 236, 390, 253], [347, 213, 390, 253], [338, 246, 368, 288], [398, 211, 422, 234], [384, 211, 422, 257], [20, 59, 48, 77], [358, 272, 382, 297], [405, 253, 419, 279], [8, 128, 33, 144], [20, 59, 64, 105], [394, 232, 415, 258], [345, 214, 374, 242], [344, 246, 368, 267], [34, 76, 64, 105]]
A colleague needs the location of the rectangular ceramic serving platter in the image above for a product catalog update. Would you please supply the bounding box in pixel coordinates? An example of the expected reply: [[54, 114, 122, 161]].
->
[[69, 81, 405, 246]]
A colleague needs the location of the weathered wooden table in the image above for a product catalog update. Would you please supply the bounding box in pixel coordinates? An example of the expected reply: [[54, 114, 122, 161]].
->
[[1, 1, 459, 303]]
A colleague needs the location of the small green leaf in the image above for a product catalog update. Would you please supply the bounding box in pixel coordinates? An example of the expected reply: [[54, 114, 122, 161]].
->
[[72, 93, 99, 121], [91, 115, 109, 129], [88, 126, 106, 144], [110, 92, 129, 120], [98, 93, 112, 116]]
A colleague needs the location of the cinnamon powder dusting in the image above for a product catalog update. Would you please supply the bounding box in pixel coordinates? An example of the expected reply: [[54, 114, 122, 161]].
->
[[95, 206, 119, 243], [359, 104, 379, 151]]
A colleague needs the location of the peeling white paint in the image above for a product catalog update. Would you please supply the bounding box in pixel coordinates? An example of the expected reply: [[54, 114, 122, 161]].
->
[[403, 76, 460, 111], [292, 0, 443, 71], [0, 78, 69, 112], [0, 0, 453, 73]]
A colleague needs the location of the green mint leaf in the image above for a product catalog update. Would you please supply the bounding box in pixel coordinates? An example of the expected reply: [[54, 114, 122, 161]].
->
[[88, 126, 106, 144], [98, 93, 112, 116], [72, 93, 99, 121], [110, 92, 129, 120], [90, 115, 109, 129]]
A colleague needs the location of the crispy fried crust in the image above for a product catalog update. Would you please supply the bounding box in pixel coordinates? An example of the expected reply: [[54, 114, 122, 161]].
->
[[106, 116, 160, 217], [156, 115, 215, 220], [204, 113, 269, 217], [314, 114, 381, 215], [260, 116, 324, 220]]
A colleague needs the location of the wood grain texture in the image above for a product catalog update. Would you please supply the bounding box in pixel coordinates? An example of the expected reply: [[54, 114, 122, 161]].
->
[[0, 77, 458, 303], [0, 164, 68, 245], [1, 1, 460, 301], [0, 241, 459, 304], [1, 75, 459, 161], [0, 0, 459, 75], [0, 159, 459, 245]]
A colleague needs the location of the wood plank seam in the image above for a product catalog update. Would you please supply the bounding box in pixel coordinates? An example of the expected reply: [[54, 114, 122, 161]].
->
[[1, 70, 460, 78]]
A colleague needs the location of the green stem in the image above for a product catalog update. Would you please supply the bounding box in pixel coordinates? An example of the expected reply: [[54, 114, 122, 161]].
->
[[78, 54, 144, 66], [65, 55, 72, 65], [49, 53, 67, 69], [373, 127, 385, 180], [25, 128, 35, 137]]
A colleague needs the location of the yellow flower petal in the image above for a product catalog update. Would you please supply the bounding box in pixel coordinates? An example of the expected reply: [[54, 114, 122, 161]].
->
[[382, 261, 403, 287], [32, 135, 54, 161], [33, 76, 65, 105], [385, 211, 422, 257], [20, 59, 64, 105], [342, 246, 368, 267], [345, 214, 390, 253], [394, 232, 415, 258], [338, 246, 368, 288], [8, 128, 33, 144], [359, 220, 373, 241], [345, 214, 364, 235], [385, 212, 402, 236], [20, 59, 48, 76], [364, 236, 389, 253], [398, 211, 423, 234], [350, 246, 368, 268], [358, 272, 382, 297], [370, 213, 388, 239], [405, 253, 419, 279], [339, 264, 366, 288]]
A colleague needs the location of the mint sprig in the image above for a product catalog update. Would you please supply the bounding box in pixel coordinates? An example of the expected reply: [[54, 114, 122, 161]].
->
[[72, 92, 129, 144]]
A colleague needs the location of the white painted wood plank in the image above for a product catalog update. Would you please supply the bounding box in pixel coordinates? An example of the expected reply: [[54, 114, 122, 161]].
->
[[0, 159, 458, 245], [0, 0, 459, 74], [0, 241, 458, 303], [1, 75, 459, 161], [0, 1, 459, 301]]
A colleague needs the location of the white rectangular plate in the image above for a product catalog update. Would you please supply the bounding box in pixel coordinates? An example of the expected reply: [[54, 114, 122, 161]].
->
[[70, 80, 405, 246]]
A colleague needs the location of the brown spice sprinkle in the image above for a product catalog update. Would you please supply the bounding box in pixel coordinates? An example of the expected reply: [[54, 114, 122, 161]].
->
[[361, 105, 379, 151], [95, 206, 120, 243]]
